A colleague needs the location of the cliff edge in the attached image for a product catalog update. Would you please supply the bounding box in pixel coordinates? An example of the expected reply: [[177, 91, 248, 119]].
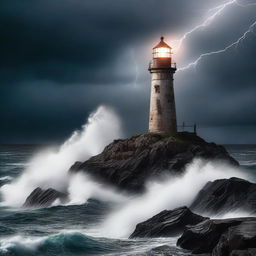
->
[[69, 132, 238, 192]]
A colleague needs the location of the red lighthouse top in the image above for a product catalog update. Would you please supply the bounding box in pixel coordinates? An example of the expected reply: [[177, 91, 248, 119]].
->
[[153, 36, 172, 49], [153, 37, 172, 58]]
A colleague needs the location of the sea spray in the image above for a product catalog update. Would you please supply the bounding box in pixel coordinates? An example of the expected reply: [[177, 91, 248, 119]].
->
[[67, 173, 126, 205], [211, 209, 255, 219], [0, 106, 123, 207], [0, 176, 12, 181], [101, 159, 249, 238]]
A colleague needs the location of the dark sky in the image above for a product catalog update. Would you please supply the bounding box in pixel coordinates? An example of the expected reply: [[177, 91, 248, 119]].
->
[[0, 0, 256, 144]]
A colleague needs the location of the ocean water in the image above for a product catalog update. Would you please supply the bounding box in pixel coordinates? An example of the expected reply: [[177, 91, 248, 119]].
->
[[0, 107, 255, 256], [0, 144, 255, 256], [0, 144, 185, 256]]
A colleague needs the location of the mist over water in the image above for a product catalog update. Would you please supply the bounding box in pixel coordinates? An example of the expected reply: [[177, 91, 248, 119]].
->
[[0, 106, 123, 207], [67, 173, 126, 205], [101, 159, 249, 238]]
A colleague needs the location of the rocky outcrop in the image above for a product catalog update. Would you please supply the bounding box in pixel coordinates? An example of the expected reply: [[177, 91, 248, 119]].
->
[[23, 187, 67, 208], [130, 206, 207, 238], [70, 132, 238, 192], [191, 177, 256, 215], [213, 220, 256, 256], [177, 217, 256, 254]]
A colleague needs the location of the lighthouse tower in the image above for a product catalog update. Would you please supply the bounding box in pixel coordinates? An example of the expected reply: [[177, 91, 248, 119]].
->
[[148, 37, 177, 133]]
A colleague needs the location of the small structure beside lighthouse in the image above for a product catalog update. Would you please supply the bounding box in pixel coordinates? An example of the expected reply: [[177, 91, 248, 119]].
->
[[148, 37, 177, 133]]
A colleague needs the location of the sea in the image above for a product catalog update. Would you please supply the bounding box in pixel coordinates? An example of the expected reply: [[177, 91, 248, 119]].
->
[[0, 108, 255, 256], [0, 144, 255, 256]]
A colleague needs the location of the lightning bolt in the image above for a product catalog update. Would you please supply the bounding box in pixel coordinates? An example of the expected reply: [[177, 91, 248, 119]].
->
[[178, 20, 256, 72], [174, 0, 236, 51], [173, 0, 256, 72]]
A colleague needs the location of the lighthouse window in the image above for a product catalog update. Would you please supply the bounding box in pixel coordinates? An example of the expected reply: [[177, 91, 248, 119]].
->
[[166, 94, 172, 102], [157, 99, 162, 114], [154, 85, 160, 93]]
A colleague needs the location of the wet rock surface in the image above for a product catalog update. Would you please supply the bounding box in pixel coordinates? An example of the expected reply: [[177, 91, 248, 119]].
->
[[70, 132, 238, 192], [213, 220, 256, 256], [190, 177, 256, 215], [130, 206, 208, 238], [23, 187, 67, 207], [145, 245, 185, 256], [177, 217, 256, 255]]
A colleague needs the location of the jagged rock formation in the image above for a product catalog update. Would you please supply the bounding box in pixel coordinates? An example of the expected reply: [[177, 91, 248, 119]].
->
[[177, 217, 256, 255], [213, 219, 256, 256], [129, 178, 256, 254], [23, 187, 67, 207], [70, 132, 238, 192], [129, 206, 208, 238], [191, 177, 256, 215]]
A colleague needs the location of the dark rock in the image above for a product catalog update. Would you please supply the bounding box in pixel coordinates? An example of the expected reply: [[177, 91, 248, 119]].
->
[[129, 206, 208, 238], [191, 177, 256, 215], [70, 132, 238, 192], [23, 187, 68, 208], [213, 220, 256, 256], [177, 217, 256, 254], [145, 245, 182, 256], [230, 248, 256, 256]]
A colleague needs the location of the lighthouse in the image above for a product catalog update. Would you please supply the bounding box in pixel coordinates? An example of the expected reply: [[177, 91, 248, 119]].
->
[[148, 36, 177, 133]]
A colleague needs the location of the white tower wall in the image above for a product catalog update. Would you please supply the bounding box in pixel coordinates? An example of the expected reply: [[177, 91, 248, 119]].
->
[[149, 71, 177, 133]]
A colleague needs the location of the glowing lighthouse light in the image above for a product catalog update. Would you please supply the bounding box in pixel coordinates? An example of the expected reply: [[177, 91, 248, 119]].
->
[[153, 36, 172, 58]]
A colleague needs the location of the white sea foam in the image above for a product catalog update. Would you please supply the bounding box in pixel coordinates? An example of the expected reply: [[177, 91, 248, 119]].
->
[[0, 235, 43, 253], [67, 173, 126, 205], [101, 159, 249, 238], [0, 106, 123, 207], [0, 176, 12, 181]]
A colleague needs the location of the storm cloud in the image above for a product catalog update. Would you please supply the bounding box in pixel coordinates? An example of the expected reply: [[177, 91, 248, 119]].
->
[[0, 0, 255, 143]]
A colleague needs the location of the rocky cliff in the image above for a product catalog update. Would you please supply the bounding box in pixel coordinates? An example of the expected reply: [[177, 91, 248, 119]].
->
[[70, 132, 238, 192]]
